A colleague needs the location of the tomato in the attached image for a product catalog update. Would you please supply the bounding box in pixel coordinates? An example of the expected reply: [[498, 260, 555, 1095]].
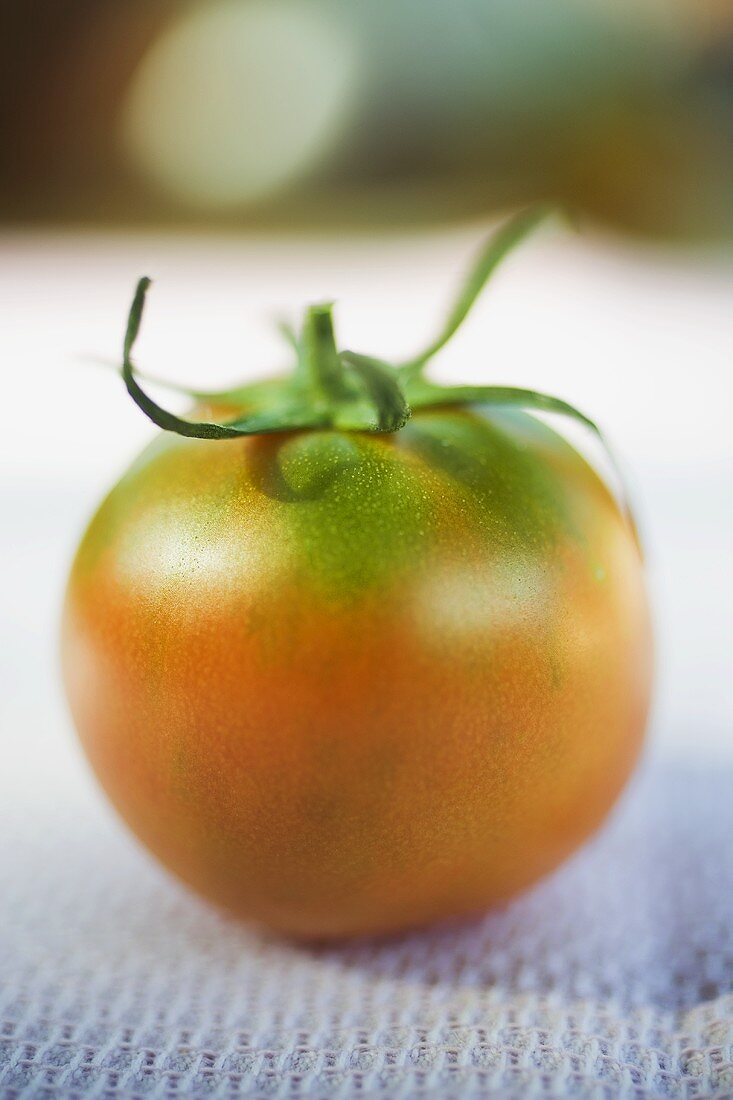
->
[[61, 211, 652, 938]]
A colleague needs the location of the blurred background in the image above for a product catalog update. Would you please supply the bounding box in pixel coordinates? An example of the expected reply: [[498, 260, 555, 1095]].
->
[[2, 0, 732, 763], [3, 0, 733, 239], [1, 3, 733, 1092]]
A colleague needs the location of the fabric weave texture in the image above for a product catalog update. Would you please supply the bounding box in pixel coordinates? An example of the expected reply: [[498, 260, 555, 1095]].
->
[[1, 759, 732, 1099]]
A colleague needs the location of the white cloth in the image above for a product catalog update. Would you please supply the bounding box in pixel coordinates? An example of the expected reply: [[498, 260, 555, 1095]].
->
[[1, 753, 732, 1099]]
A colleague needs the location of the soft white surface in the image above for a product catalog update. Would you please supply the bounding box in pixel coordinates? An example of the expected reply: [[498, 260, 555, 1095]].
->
[[1, 227, 732, 1097]]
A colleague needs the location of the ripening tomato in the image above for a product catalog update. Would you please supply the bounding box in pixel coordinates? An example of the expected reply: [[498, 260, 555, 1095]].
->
[[62, 212, 652, 938]]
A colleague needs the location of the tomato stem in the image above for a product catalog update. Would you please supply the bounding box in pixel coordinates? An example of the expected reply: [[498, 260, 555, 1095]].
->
[[296, 304, 351, 405]]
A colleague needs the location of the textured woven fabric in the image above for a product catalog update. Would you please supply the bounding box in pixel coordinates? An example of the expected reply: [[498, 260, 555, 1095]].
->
[[1, 753, 732, 1099]]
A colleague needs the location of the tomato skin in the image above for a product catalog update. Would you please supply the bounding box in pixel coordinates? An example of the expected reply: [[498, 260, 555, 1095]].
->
[[62, 405, 652, 938]]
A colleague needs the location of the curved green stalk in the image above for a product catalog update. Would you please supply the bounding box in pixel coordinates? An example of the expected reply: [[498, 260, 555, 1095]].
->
[[398, 205, 555, 382], [123, 279, 328, 438]]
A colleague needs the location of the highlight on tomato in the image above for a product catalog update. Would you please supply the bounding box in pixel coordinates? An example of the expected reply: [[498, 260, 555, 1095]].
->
[[62, 210, 652, 938]]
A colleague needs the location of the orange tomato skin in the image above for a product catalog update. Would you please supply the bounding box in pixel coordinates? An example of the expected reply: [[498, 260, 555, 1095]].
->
[[62, 407, 652, 938]]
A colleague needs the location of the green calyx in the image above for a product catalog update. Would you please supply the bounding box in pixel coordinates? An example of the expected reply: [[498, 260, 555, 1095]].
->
[[122, 206, 574, 440], [119, 205, 636, 538]]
